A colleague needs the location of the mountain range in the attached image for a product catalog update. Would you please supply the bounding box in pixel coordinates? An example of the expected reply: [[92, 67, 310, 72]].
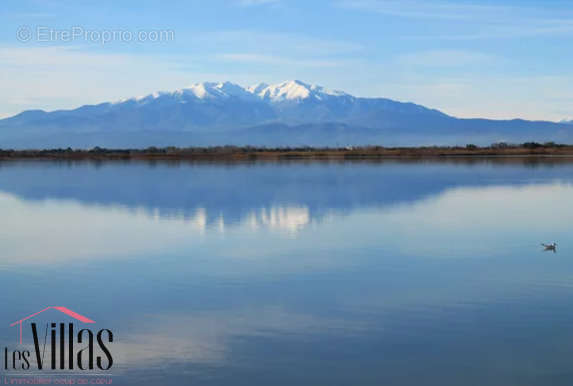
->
[[0, 80, 571, 148]]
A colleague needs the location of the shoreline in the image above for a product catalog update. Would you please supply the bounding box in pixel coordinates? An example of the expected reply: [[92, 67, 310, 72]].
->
[[2, 145, 573, 161]]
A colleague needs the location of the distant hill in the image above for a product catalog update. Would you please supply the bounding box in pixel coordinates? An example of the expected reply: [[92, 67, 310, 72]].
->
[[0, 80, 571, 148]]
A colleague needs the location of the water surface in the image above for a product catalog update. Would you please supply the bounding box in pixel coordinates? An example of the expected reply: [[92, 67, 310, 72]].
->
[[1, 159, 573, 385]]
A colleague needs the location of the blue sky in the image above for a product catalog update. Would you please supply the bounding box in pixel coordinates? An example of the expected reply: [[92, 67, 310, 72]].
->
[[1, 0, 572, 120]]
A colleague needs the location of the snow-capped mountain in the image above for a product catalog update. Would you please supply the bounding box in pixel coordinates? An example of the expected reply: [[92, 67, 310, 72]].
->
[[128, 81, 259, 102], [249, 80, 350, 101], [0, 80, 571, 148], [125, 80, 348, 103], [115, 80, 348, 106]]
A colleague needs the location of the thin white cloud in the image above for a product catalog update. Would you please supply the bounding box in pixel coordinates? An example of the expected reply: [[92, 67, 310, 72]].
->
[[217, 53, 344, 68], [238, 0, 280, 6], [337, 0, 519, 21], [395, 50, 500, 68], [372, 73, 573, 121], [338, 0, 573, 39], [404, 21, 573, 41], [0, 33, 364, 117], [0, 45, 258, 118], [198, 30, 363, 56], [0, 34, 363, 118]]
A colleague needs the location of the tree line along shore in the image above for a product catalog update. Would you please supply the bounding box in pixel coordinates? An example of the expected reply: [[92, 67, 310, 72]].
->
[[1, 142, 573, 161]]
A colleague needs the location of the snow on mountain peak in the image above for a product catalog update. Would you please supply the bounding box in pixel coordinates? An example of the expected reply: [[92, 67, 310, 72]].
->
[[181, 81, 253, 99], [180, 80, 351, 102], [252, 80, 350, 102], [120, 80, 352, 105], [247, 82, 270, 95], [186, 83, 211, 98], [126, 91, 169, 103], [262, 80, 310, 101]]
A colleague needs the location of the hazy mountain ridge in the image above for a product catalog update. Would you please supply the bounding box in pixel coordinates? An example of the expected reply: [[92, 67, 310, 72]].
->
[[0, 80, 571, 148]]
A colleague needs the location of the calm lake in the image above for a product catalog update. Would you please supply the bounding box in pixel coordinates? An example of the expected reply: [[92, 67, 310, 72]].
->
[[1, 159, 573, 385]]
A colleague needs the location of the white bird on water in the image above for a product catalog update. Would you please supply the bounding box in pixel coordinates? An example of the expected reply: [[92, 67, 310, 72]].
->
[[541, 242, 557, 252]]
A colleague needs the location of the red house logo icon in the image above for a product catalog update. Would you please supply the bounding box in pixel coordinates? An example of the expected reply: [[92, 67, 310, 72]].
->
[[10, 307, 96, 344]]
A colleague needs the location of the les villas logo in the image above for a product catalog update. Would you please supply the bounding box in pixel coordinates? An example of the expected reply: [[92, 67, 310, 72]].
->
[[4, 307, 114, 372]]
